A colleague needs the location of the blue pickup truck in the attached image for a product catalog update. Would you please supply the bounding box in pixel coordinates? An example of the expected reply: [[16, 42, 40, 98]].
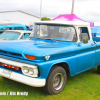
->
[[0, 21, 99, 95]]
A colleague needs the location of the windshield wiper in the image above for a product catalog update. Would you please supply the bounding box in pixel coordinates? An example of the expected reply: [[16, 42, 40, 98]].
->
[[30, 37, 58, 41], [29, 37, 36, 38], [30, 37, 45, 40], [45, 38, 58, 41], [0, 38, 9, 40]]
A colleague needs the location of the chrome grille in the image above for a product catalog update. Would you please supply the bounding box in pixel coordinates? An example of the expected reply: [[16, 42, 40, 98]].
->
[[0, 50, 22, 58]]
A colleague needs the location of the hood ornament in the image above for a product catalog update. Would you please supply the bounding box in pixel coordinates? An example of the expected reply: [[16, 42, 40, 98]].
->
[[45, 56, 50, 60]]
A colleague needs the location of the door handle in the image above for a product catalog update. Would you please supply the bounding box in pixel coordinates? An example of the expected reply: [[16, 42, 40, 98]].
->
[[91, 43, 95, 46], [91, 41, 96, 46]]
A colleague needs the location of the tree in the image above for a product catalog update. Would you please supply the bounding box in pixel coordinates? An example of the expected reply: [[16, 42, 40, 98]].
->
[[41, 17, 51, 21]]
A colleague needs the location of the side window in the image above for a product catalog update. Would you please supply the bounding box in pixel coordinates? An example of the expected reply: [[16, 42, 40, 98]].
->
[[78, 27, 90, 41], [23, 33, 30, 39], [14, 27, 24, 30]]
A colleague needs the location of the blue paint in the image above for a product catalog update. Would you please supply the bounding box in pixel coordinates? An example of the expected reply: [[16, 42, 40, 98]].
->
[[0, 38, 98, 79]]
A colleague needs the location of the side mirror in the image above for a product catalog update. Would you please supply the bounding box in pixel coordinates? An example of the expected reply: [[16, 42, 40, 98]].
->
[[83, 37, 88, 44]]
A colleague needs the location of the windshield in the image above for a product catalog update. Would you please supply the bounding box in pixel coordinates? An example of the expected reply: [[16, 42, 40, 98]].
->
[[0, 32, 20, 40], [34, 24, 77, 42]]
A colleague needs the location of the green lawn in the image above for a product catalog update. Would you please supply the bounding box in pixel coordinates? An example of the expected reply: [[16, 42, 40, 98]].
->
[[0, 67, 100, 100]]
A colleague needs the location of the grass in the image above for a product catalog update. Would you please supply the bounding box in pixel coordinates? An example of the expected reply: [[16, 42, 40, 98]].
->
[[0, 67, 100, 100]]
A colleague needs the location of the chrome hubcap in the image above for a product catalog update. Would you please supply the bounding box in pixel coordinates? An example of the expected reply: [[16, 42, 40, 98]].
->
[[53, 73, 64, 90]]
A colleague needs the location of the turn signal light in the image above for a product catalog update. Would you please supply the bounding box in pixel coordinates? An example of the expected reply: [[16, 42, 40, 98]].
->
[[25, 55, 36, 60]]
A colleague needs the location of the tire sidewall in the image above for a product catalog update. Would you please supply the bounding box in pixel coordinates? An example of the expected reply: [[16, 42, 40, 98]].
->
[[97, 65, 100, 74], [47, 66, 67, 94]]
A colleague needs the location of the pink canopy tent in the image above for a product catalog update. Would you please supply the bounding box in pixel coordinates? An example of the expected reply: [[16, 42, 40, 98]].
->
[[51, 14, 94, 27]]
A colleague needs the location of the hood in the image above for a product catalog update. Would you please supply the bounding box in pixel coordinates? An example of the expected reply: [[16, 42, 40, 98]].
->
[[0, 38, 77, 61]]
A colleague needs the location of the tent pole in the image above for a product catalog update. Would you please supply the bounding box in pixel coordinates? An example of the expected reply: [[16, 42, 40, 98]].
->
[[40, 0, 42, 21], [71, 0, 75, 14]]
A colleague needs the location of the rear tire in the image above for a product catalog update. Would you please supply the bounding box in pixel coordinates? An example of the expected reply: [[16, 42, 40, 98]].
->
[[97, 65, 100, 74], [2, 76, 7, 79], [43, 66, 67, 95]]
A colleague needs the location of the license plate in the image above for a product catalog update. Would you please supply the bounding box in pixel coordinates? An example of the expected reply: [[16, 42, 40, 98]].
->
[[1, 69, 12, 78]]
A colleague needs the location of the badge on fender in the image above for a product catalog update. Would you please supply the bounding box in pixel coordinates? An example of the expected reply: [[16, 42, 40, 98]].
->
[[45, 56, 50, 60]]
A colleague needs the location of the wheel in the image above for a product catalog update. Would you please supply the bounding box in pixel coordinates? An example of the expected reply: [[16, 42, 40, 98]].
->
[[97, 65, 100, 74], [43, 66, 67, 95]]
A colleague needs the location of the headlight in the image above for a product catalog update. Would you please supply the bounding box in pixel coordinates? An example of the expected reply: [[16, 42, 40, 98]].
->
[[29, 68, 34, 75], [22, 65, 38, 77], [23, 66, 28, 73]]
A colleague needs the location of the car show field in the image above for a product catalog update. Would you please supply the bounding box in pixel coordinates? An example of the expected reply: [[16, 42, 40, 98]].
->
[[0, 67, 100, 100]]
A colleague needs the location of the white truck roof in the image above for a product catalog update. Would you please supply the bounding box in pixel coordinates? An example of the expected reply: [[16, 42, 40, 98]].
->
[[35, 21, 90, 26]]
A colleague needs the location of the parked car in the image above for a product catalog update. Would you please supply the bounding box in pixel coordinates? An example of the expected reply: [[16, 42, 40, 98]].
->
[[0, 30, 33, 41], [25, 25, 32, 31], [0, 23, 28, 35]]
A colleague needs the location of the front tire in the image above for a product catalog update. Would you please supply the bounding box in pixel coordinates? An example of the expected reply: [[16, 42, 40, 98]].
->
[[43, 66, 67, 95]]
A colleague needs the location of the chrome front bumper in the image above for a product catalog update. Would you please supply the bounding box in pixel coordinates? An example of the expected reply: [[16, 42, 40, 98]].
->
[[0, 68, 46, 87], [0, 57, 46, 87]]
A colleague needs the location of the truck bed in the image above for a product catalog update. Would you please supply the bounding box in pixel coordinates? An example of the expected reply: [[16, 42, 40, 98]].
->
[[92, 37, 100, 42]]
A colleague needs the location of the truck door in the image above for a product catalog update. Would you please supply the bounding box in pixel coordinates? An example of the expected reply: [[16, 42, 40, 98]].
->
[[75, 27, 96, 75]]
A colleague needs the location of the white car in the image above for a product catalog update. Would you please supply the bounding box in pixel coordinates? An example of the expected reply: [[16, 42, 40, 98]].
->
[[0, 30, 33, 41]]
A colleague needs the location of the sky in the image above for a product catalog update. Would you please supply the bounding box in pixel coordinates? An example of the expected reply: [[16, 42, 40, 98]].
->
[[0, 0, 100, 23]]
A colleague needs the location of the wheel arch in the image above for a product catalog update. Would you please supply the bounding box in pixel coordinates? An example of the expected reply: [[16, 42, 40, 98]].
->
[[49, 62, 70, 77], [43, 62, 68, 94]]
